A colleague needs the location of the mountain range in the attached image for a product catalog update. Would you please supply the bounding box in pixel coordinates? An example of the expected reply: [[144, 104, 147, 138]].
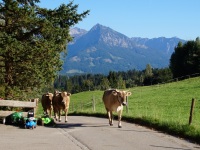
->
[[60, 24, 185, 75]]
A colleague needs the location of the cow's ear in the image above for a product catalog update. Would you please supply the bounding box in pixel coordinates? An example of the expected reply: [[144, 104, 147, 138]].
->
[[112, 91, 118, 96], [126, 92, 132, 96], [67, 93, 71, 96]]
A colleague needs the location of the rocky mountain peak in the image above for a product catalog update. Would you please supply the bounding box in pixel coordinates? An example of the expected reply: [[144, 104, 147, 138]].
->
[[83, 24, 134, 48], [70, 27, 87, 37], [63, 24, 186, 75]]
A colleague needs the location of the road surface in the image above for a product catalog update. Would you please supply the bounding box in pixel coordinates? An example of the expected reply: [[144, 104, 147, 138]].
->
[[0, 116, 199, 150]]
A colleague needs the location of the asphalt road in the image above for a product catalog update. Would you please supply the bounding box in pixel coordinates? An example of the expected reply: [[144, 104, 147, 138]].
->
[[0, 116, 199, 150]]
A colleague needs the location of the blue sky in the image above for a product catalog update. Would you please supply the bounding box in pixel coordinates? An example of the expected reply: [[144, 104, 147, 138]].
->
[[39, 0, 200, 40]]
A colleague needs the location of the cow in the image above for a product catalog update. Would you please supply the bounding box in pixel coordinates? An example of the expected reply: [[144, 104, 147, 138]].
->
[[52, 91, 71, 122], [102, 89, 132, 128], [41, 92, 54, 117]]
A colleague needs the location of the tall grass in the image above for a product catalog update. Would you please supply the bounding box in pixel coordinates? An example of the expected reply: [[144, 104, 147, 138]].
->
[[69, 77, 200, 144]]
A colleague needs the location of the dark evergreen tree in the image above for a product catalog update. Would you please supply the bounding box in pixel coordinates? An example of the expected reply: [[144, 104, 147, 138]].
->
[[170, 42, 184, 78], [107, 71, 118, 88], [117, 75, 126, 89], [65, 78, 73, 92], [152, 68, 173, 84], [100, 77, 110, 90], [143, 64, 154, 85], [170, 38, 200, 78], [0, 0, 89, 99]]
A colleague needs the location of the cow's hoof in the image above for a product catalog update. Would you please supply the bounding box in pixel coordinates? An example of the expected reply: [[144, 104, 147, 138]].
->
[[65, 121, 68, 123], [109, 123, 113, 126], [118, 125, 122, 128]]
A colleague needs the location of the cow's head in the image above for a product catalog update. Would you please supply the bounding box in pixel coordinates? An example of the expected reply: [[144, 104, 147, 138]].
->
[[112, 90, 132, 106], [61, 92, 71, 105]]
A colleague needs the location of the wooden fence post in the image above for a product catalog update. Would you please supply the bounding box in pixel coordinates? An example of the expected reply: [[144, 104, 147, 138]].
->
[[189, 98, 195, 125]]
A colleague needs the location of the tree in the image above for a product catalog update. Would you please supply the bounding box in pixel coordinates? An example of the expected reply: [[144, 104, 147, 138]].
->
[[170, 38, 200, 78], [117, 75, 126, 89], [153, 68, 173, 84], [170, 42, 184, 78], [100, 77, 110, 90], [0, 0, 89, 99], [143, 64, 153, 85], [107, 71, 118, 88], [145, 64, 153, 77]]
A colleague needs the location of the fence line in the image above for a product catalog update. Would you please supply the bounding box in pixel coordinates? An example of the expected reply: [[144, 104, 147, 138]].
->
[[70, 96, 103, 112], [69, 74, 200, 126], [70, 96, 200, 114], [151, 73, 200, 87], [69, 96, 200, 126]]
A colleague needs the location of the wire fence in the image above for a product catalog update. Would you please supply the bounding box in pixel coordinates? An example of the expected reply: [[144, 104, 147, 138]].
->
[[69, 96, 200, 127], [68, 74, 200, 126], [69, 96, 103, 112], [154, 73, 200, 85]]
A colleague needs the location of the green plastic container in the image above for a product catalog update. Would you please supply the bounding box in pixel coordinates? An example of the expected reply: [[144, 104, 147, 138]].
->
[[10, 112, 23, 124]]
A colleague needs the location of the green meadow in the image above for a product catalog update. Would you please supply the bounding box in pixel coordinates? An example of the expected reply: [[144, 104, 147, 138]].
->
[[36, 77, 200, 144], [68, 77, 200, 144]]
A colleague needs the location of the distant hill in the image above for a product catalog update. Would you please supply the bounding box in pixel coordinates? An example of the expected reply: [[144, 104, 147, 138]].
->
[[60, 24, 185, 75]]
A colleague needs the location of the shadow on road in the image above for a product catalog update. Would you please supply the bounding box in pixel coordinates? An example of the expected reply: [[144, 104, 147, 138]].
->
[[54, 122, 108, 129], [119, 129, 158, 133], [150, 145, 193, 150]]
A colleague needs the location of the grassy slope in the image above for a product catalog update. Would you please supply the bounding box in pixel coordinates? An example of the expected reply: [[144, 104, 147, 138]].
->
[[69, 77, 200, 144]]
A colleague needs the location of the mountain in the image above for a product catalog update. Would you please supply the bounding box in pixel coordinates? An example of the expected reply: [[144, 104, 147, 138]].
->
[[69, 27, 87, 44], [60, 24, 185, 75]]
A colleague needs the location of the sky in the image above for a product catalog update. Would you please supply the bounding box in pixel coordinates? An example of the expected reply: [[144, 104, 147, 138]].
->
[[39, 0, 200, 40]]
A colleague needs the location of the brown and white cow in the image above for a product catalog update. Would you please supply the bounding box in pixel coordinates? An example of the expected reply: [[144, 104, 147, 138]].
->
[[102, 89, 132, 128], [52, 91, 71, 122], [41, 92, 54, 117]]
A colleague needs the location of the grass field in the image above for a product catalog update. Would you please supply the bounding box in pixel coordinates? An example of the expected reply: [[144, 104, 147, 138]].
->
[[67, 77, 200, 144]]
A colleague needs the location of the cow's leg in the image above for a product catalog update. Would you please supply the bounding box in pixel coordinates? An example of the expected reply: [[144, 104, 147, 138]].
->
[[54, 112, 58, 121], [64, 109, 69, 123], [47, 108, 52, 118], [49, 109, 52, 118], [110, 111, 113, 126], [58, 110, 61, 122], [118, 110, 123, 128], [44, 109, 48, 115], [107, 111, 113, 126], [49, 106, 52, 118], [53, 108, 58, 121]]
